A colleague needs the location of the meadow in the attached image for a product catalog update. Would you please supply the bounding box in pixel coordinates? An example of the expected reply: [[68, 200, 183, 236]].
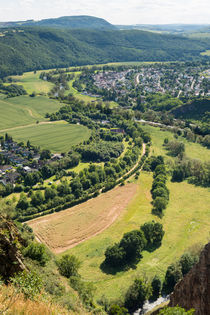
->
[[10, 71, 54, 94], [139, 123, 210, 162], [7, 121, 91, 152], [0, 95, 61, 131], [67, 172, 210, 301]]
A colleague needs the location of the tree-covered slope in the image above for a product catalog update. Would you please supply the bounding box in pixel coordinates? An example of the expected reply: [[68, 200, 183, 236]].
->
[[0, 27, 209, 77], [0, 15, 116, 30]]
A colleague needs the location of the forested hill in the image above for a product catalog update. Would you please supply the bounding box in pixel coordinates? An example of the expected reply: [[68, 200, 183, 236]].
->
[[0, 27, 209, 77], [0, 15, 116, 30]]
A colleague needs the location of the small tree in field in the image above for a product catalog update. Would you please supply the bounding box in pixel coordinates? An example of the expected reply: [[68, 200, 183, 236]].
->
[[57, 254, 81, 278]]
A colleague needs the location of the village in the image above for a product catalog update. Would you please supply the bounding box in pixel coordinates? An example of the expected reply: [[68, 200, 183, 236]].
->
[[92, 63, 210, 98], [0, 136, 62, 187]]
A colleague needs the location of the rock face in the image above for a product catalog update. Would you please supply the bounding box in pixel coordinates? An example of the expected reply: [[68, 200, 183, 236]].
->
[[0, 215, 26, 281], [169, 242, 210, 315]]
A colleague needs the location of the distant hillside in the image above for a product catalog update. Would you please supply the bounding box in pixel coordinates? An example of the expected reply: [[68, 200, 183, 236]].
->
[[0, 15, 116, 30], [0, 27, 209, 77], [116, 24, 210, 34]]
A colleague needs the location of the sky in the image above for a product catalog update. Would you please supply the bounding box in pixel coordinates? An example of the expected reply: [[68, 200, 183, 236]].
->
[[0, 0, 209, 25]]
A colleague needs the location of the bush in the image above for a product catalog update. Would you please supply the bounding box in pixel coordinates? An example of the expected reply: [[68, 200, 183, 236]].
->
[[159, 306, 195, 315], [140, 221, 164, 248], [23, 242, 50, 266], [150, 275, 162, 301], [57, 254, 81, 278], [11, 270, 42, 299], [162, 263, 182, 294], [119, 230, 146, 263], [108, 304, 129, 315], [105, 243, 126, 267], [124, 278, 151, 312]]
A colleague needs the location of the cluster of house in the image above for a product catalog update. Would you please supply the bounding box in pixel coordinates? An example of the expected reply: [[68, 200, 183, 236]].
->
[[0, 140, 62, 186], [92, 66, 210, 98], [93, 70, 132, 95], [135, 65, 210, 97]]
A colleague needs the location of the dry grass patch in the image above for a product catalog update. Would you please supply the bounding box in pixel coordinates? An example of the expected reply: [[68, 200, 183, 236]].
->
[[28, 184, 138, 254]]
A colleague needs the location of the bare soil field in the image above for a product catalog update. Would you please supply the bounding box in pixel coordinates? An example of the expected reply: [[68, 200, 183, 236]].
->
[[28, 183, 137, 253]]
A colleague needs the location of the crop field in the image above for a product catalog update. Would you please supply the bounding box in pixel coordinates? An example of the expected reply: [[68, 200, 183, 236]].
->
[[7, 121, 91, 152], [28, 183, 138, 253], [0, 95, 61, 131], [10, 71, 53, 94], [140, 123, 210, 162]]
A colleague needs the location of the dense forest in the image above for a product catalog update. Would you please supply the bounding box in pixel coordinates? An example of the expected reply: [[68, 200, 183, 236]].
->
[[0, 27, 209, 77]]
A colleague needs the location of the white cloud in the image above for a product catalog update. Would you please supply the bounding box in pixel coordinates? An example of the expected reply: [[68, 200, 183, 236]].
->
[[0, 0, 209, 24]]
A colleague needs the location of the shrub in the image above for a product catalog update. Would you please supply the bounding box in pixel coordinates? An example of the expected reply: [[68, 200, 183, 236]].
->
[[124, 278, 151, 312], [104, 243, 126, 267], [11, 270, 42, 300], [23, 242, 50, 266], [57, 254, 81, 278], [140, 221, 164, 248]]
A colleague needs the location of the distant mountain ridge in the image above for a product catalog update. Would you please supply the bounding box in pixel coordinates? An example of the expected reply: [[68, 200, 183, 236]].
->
[[0, 15, 116, 30]]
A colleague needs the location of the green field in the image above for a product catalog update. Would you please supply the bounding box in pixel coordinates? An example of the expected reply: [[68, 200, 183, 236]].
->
[[10, 71, 53, 94], [66, 172, 210, 301], [5, 121, 91, 153], [0, 95, 61, 131], [140, 124, 210, 162], [201, 49, 210, 56]]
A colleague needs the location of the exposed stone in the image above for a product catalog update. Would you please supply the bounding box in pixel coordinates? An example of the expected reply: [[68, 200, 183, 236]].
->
[[169, 242, 210, 315], [0, 215, 26, 281]]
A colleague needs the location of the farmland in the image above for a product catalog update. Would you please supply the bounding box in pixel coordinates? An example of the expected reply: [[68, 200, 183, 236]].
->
[[0, 95, 61, 130], [28, 183, 138, 253], [10, 71, 54, 94], [6, 121, 91, 152]]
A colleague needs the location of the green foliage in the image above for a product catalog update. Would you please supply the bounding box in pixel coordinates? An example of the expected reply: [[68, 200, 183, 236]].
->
[[76, 141, 124, 162], [104, 243, 126, 268], [159, 306, 195, 315], [119, 230, 147, 262], [57, 254, 81, 278], [179, 253, 198, 276], [124, 278, 151, 312], [140, 221, 164, 248], [108, 304, 129, 315], [165, 141, 185, 157], [69, 276, 95, 308], [162, 263, 183, 294], [11, 270, 43, 299], [0, 27, 208, 78], [23, 242, 50, 266], [150, 275, 162, 301]]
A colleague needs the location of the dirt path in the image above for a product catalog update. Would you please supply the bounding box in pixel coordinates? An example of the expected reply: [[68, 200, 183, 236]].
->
[[0, 121, 55, 133], [28, 183, 138, 254]]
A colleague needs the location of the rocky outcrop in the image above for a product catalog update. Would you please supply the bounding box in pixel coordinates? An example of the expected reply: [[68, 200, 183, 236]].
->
[[169, 242, 210, 315], [0, 215, 26, 281]]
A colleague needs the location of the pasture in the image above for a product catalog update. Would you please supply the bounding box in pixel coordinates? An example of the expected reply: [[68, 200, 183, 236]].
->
[[67, 172, 210, 300], [140, 123, 210, 162], [10, 71, 53, 94], [0, 95, 61, 131], [7, 121, 91, 152]]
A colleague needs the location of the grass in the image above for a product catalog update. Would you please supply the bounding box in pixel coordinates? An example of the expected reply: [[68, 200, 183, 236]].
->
[[10, 71, 53, 94], [63, 172, 210, 301], [0, 95, 61, 130], [201, 50, 210, 56], [140, 124, 210, 162], [6, 121, 91, 153]]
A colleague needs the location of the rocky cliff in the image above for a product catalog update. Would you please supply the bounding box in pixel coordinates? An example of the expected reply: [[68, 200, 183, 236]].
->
[[169, 242, 210, 315], [0, 215, 26, 281]]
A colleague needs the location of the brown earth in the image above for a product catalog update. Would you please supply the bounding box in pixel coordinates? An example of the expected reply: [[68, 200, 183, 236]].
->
[[169, 242, 210, 315], [28, 183, 138, 254]]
